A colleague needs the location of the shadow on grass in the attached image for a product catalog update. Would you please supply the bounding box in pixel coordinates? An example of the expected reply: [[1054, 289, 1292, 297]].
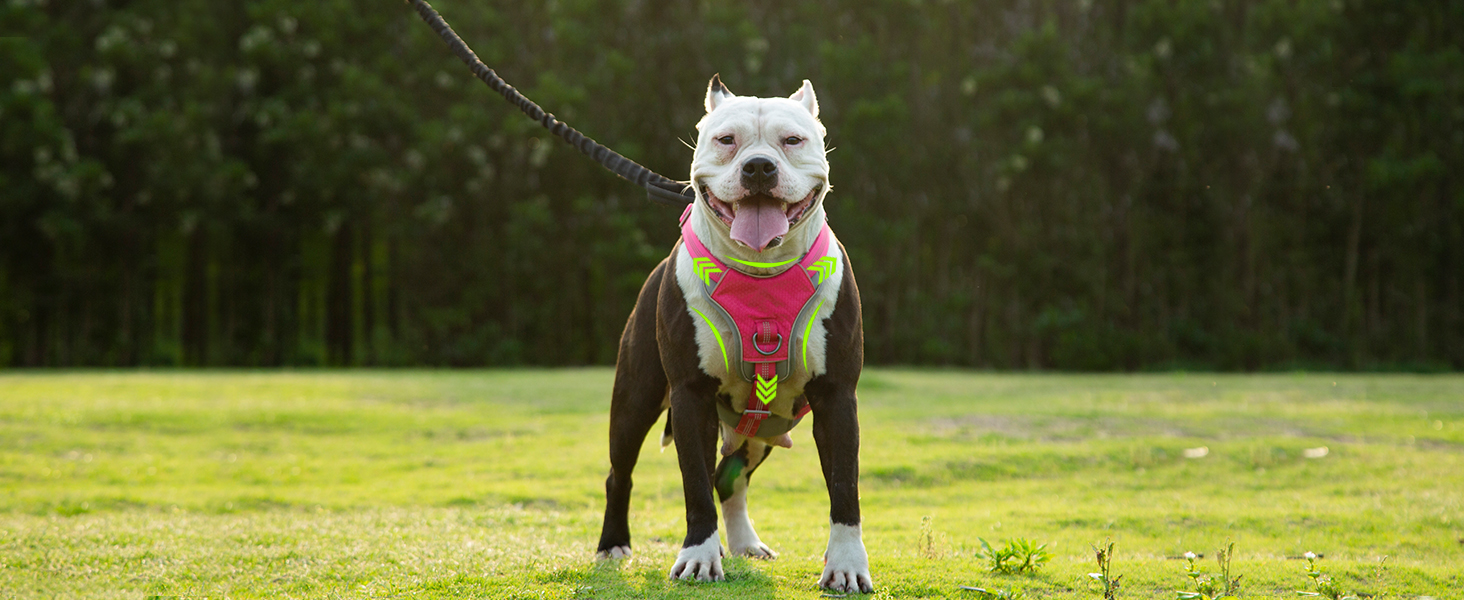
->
[[524, 556, 784, 599]]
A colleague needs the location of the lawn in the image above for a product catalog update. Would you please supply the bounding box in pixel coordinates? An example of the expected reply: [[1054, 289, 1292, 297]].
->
[[1, 370, 1460, 599]]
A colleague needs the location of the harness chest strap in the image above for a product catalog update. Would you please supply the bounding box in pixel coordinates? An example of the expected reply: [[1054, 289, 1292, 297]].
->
[[735, 362, 814, 438], [680, 206, 832, 438]]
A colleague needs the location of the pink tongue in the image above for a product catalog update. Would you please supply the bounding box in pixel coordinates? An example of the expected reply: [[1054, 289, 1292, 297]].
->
[[729, 197, 789, 252]]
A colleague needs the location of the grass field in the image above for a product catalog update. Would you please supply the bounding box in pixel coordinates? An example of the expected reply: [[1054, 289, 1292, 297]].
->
[[1, 370, 1461, 599]]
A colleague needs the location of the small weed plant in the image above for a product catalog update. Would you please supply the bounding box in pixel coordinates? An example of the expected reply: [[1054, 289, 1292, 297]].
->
[[1297, 552, 1356, 600], [976, 537, 1051, 575], [1090, 541, 1122, 600], [1372, 555, 1390, 597], [1177, 542, 1242, 599], [921, 516, 941, 558]]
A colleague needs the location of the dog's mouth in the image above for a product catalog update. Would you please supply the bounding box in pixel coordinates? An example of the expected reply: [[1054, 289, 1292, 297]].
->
[[700, 185, 820, 252]]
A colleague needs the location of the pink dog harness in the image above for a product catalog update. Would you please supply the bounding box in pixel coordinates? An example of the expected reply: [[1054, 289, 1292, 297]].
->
[[679, 206, 839, 438]]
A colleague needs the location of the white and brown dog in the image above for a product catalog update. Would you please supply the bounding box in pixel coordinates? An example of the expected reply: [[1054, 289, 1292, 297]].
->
[[595, 76, 872, 594]]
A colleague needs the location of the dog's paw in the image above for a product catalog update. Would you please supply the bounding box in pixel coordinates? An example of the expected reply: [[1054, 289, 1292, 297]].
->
[[668, 532, 725, 582], [819, 523, 873, 593], [725, 521, 777, 558], [724, 503, 777, 559], [730, 539, 778, 559], [596, 545, 631, 560]]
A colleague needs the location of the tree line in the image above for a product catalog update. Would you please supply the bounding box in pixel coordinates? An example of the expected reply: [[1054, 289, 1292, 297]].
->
[[2, 0, 1459, 369]]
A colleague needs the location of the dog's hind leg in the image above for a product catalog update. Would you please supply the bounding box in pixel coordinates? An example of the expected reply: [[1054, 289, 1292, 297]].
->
[[715, 437, 777, 558], [596, 261, 671, 559]]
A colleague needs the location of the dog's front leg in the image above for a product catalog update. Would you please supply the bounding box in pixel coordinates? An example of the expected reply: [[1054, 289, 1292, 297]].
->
[[810, 388, 873, 593], [668, 384, 725, 581]]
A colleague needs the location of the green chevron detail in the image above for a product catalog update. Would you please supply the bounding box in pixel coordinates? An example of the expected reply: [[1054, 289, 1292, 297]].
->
[[809, 256, 837, 283], [692, 257, 722, 286], [726, 256, 799, 269], [688, 305, 729, 374], [755, 373, 777, 405]]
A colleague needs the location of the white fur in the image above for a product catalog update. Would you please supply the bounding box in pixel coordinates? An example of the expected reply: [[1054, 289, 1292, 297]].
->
[[669, 530, 725, 582], [820, 522, 872, 593], [789, 80, 820, 118], [597, 545, 631, 560], [721, 443, 776, 558], [692, 80, 830, 260]]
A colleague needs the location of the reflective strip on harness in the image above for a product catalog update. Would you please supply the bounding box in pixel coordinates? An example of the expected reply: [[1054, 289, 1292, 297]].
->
[[801, 298, 825, 371], [688, 305, 730, 374]]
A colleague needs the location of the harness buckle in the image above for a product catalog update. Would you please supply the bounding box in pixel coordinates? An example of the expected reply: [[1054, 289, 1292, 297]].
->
[[742, 409, 771, 416]]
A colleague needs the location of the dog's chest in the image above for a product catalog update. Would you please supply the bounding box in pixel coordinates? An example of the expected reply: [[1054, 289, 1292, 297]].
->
[[673, 232, 844, 418]]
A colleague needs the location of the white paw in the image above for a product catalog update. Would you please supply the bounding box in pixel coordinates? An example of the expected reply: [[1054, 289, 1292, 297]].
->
[[819, 523, 873, 593], [669, 531, 725, 582], [596, 545, 631, 560], [724, 492, 777, 559], [729, 537, 777, 559]]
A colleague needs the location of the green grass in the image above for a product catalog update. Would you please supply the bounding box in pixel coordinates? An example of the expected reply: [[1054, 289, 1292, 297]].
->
[[1, 370, 1461, 599]]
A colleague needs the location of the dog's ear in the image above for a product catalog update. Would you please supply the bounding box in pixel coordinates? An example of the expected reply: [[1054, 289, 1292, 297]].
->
[[705, 74, 735, 112], [789, 79, 819, 119]]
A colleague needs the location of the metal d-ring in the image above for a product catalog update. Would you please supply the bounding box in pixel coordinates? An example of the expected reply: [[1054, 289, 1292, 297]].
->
[[751, 332, 783, 356]]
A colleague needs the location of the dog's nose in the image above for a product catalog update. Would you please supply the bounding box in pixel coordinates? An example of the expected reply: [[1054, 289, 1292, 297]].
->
[[740, 156, 778, 191], [742, 157, 777, 178]]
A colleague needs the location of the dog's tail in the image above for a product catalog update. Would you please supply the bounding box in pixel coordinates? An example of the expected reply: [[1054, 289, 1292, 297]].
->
[[660, 417, 674, 451]]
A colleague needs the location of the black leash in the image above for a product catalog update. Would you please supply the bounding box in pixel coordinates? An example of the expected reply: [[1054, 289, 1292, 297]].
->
[[407, 0, 694, 207]]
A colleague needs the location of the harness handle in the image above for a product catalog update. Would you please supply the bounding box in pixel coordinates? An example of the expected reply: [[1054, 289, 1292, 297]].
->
[[407, 0, 695, 207]]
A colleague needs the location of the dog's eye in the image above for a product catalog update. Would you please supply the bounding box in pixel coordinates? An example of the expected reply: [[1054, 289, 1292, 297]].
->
[[716, 135, 735, 145], [783, 136, 803, 146]]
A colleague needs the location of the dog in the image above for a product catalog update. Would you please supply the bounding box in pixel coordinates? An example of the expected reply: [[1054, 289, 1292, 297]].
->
[[594, 75, 872, 594]]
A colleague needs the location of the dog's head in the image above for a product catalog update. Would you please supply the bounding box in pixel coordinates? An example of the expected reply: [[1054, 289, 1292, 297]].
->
[[691, 75, 829, 253]]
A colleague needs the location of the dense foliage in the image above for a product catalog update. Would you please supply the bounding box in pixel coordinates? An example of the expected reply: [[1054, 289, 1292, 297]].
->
[[2, 0, 1460, 369]]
